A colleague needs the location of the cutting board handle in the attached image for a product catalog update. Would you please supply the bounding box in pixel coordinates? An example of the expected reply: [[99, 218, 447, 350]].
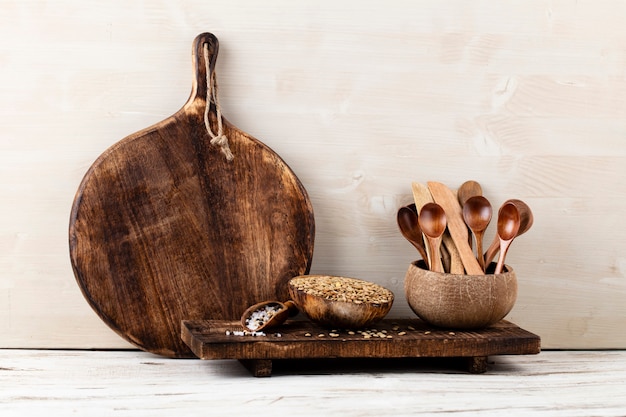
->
[[189, 32, 219, 105]]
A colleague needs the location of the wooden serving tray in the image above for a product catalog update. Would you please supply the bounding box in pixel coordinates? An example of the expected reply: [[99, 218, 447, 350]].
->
[[181, 319, 540, 376]]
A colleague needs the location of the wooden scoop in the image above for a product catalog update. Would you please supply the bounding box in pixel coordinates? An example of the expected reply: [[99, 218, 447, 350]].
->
[[241, 300, 298, 331]]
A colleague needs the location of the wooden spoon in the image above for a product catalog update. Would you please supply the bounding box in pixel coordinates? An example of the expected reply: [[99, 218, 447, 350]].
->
[[406, 203, 452, 272], [484, 199, 534, 268], [457, 180, 483, 249], [457, 180, 483, 207], [494, 202, 521, 274], [462, 195, 492, 272], [241, 300, 298, 331], [397, 205, 429, 262], [418, 203, 447, 272], [412, 182, 463, 274]]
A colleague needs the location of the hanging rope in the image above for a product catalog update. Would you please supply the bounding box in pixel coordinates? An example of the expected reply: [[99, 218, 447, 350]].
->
[[203, 43, 233, 161]]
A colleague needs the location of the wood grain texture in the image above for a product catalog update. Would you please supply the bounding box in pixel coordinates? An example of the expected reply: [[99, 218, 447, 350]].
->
[[1, 350, 626, 416], [68, 33, 314, 357], [181, 319, 539, 367], [2, 1, 626, 350]]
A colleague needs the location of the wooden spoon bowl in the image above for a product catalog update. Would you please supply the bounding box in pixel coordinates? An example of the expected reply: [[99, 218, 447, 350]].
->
[[288, 275, 394, 329], [462, 195, 492, 271], [404, 260, 517, 329], [457, 180, 483, 207], [397, 205, 428, 262]]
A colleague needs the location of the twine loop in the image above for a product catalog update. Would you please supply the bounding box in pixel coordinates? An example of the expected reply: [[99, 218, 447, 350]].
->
[[203, 43, 233, 161]]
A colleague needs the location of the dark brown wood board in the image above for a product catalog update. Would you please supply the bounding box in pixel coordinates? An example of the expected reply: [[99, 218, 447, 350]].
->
[[181, 319, 541, 376], [69, 33, 315, 358]]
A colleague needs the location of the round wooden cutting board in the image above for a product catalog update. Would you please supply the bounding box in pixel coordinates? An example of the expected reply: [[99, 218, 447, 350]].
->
[[69, 33, 315, 358]]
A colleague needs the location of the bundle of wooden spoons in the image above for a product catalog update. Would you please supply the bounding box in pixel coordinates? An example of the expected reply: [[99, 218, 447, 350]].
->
[[397, 181, 533, 274]]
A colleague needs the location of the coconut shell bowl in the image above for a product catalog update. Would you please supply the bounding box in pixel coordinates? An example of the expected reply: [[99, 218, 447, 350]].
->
[[404, 260, 517, 329], [288, 275, 394, 329]]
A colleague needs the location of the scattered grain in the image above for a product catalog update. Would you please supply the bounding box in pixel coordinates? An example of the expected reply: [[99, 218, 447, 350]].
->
[[225, 329, 266, 337]]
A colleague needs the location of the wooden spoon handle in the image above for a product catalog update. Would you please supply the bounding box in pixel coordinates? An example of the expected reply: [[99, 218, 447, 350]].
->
[[439, 239, 451, 273], [427, 181, 484, 275], [475, 230, 486, 272], [411, 240, 429, 264], [283, 300, 299, 316], [495, 239, 513, 274], [426, 236, 443, 273], [411, 182, 443, 272], [442, 233, 464, 274], [483, 234, 500, 267]]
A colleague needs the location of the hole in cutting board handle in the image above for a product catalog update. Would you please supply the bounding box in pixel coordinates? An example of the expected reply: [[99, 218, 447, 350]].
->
[[190, 32, 219, 104]]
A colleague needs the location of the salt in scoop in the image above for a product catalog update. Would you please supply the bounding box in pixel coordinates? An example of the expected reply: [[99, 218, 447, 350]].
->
[[241, 300, 298, 331]]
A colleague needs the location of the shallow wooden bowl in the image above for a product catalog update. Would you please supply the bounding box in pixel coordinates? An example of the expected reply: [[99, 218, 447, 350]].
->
[[288, 275, 394, 329], [404, 261, 517, 329]]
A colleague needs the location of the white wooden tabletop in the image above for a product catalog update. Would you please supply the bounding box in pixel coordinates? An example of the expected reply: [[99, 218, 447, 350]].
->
[[1, 349, 624, 416]]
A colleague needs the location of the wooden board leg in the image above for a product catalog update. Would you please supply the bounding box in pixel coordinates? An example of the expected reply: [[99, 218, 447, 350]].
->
[[466, 356, 488, 374], [239, 359, 273, 377]]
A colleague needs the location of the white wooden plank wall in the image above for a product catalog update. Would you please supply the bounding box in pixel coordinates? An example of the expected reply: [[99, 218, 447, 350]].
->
[[1, 0, 625, 349]]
